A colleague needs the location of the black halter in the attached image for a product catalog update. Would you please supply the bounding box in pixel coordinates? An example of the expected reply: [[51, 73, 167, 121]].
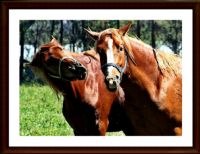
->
[[101, 54, 128, 78]]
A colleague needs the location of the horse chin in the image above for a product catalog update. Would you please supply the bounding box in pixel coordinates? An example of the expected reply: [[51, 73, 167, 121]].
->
[[62, 71, 87, 81]]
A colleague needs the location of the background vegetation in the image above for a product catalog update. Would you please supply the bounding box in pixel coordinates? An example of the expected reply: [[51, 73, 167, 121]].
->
[[20, 84, 124, 136], [20, 20, 182, 136]]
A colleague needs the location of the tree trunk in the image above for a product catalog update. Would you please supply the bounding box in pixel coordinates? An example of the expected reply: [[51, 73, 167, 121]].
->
[[19, 21, 35, 84], [71, 21, 76, 52], [34, 22, 38, 54], [136, 20, 141, 38], [151, 20, 156, 48], [34, 38, 38, 54], [81, 20, 87, 50], [116, 20, 120, 29], [50, 20, 55, 39], [173, 21, 179, 54], [72, 43, 75, 52], [60, 20, 63, 45], [20, 22, 25, 84]]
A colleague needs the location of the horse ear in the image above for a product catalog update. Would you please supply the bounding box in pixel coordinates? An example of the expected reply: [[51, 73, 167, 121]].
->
[[50, 36, 63, 48], [118, 22, 132, 36], [84, 28, 99, 41], [51, 36, 59, 44]]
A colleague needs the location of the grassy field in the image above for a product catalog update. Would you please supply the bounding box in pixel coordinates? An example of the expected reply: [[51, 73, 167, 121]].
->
[[20, 84, 124, 136]]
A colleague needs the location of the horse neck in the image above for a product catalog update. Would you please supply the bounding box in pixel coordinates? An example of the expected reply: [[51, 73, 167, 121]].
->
[[47, 74, 72, 95], [124, 36, 162, 102]]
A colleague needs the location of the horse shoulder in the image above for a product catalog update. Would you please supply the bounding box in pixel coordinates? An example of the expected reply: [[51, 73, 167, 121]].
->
[[142, 51, 182, 124]]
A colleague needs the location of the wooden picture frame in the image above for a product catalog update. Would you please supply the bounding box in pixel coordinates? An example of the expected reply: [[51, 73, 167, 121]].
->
[[1, 0, 200, 153]]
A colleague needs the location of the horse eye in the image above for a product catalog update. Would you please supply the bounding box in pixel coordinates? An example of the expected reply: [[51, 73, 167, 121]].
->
[[119, 46, 123, 52]]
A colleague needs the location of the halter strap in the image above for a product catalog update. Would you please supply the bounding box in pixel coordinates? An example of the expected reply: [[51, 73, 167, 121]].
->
[[48, 56, 78, 80], [101, 54, 128, 77], [152, 48, 163, 75], [124, 46, 137, 66], [124, 47, 163, 76]]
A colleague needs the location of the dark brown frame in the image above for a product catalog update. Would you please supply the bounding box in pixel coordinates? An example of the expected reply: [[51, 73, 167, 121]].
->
[[1, 0, 200, 153]]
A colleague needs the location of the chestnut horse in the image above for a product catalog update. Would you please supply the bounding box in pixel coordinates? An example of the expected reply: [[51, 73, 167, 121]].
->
[[29, 38, 125, 136], [85, 23, 182, 135]]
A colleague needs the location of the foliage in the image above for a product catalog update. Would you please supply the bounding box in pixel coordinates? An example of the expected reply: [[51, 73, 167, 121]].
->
[[20, 84, 73, 136], [20, 84, 124, 136]]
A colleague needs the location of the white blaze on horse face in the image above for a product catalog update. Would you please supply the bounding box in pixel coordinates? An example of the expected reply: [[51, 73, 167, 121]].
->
[[106, 38, 115, 75]]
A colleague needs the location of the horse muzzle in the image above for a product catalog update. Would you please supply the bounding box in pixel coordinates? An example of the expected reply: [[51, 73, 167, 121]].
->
[[75, 62, 88, 80], [67, 62, 87, 80], [105, 76, 120, 92]]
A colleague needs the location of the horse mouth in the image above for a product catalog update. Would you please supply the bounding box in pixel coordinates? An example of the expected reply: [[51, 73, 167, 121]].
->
[[77, 68, 87, 80], [65, 62, 87, 80], [75, 63, 87, 80]]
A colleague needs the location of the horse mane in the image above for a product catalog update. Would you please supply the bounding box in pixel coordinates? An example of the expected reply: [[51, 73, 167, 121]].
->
[[155, 50, 182, 78], [34, 65, 63, 95], [128, 35, 153, 50]]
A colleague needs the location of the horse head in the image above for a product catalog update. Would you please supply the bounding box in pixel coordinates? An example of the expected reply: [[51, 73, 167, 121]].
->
[[29, 37, 87, 81], [85, 23, 132, 91]]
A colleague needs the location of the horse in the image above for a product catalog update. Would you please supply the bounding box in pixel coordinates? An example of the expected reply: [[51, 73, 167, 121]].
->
[[85, 23, 182, 135], [29, 38, 125, 136]]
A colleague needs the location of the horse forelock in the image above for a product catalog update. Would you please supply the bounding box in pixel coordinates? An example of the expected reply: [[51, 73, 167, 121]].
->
[[98, 28, 117, 41]]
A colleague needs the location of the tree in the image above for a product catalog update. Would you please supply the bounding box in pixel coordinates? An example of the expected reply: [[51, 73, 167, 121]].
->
[[136, 20, 141, 38], [20, 20, 35, 84], [157, 20, 182, 54], [151, 20, 156, 48], [60, 20, 64, 44]]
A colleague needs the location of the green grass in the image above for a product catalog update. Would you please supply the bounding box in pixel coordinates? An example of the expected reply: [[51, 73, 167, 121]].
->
[[20, 84, 124, 136]]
